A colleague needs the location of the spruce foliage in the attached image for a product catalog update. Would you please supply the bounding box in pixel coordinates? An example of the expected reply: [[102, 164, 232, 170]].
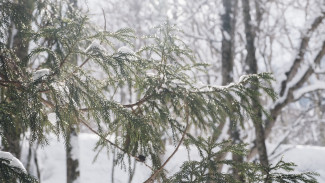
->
[[0, 0, 319, 182], [0, 158, 37, 183]]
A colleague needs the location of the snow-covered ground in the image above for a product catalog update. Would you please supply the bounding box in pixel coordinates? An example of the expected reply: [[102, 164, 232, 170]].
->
[[33, 133, 325, 183]]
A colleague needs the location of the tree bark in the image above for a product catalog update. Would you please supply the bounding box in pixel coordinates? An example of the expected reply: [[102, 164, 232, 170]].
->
[[2, 0, 35, 159], [2, 129, 22, 159], [219, 0, 244, 181], [12, 0, 35, 67], [26, 142, 41, 179], [66, 2, 80, 182], [66, 126, 80, 183], [210, 0, 235, 143], [221, 0, 235, 85], [242, 0, 269, 169], [247, 14, 325, 161]]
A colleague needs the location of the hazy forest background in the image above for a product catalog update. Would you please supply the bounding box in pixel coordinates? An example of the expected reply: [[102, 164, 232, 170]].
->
[[0, 0, 325, 182]]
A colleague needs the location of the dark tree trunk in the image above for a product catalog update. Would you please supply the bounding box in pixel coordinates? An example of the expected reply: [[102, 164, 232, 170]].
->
[[12, 0, 35, 67], [217, 0, 243, 181], [2, 0, 35, 160], [210, 0, 235, 143], [66, 2, 80, 182], [26, 143, 41, 181], [221, 0, 235, 85], [66, 126, 80, 183], [3, 130, 21, 159], [242, 0, 269, 169]]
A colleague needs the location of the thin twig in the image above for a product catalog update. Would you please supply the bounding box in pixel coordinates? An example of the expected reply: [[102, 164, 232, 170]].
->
[[123, 94, 152, 108], [77, 9, 106, 70], [102, 8, 107, 32], [39, 96, 153, 170], [78, 95, 152, 111], [77, 57, 91, 69], [144, 100, 190, 183], [79, 118, 153, 170]]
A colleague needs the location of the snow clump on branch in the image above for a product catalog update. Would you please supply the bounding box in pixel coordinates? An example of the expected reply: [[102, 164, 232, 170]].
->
[[32, 69, 50, 81], [0, 151, 27, 172]]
